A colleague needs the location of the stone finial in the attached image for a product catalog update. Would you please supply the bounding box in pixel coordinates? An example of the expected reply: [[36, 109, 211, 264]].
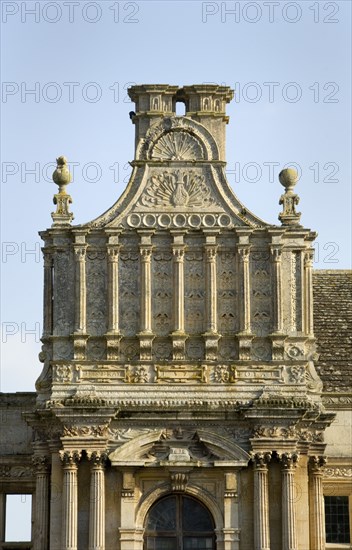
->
[[278, 168, 301, 226], [51, 156, 74, 226]]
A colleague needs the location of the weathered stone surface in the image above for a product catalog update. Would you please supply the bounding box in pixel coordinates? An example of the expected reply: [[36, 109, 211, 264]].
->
[[1, 84, 351, 550]]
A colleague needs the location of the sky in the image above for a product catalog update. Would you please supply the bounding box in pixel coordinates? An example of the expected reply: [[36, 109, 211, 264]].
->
[[1, 0, 351, 399]]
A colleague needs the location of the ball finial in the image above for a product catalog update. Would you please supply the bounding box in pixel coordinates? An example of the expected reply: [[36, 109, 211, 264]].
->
[[52, 156, 71, 190], [279, 168, 298, 191]]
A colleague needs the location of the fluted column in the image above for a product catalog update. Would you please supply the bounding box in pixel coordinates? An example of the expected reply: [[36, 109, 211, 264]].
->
[[171, 233, 187, 360], [43, 249, 53, 337], [252, 452, 271, 550], [309, 456, 327, 550], [304, 249, 314, 336], [280, 452, 299, 550], [60, 450, 81, 550], [88, 452, 107, 550], [32, 455, 50, 550]]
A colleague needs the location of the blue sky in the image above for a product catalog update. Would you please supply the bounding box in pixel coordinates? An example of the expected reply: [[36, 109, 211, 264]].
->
[[1, 0, 351, 395]]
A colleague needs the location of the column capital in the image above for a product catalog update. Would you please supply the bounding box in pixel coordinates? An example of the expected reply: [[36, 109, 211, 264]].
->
[[172, 247, 185, 261], [250, 451, 272, 469], [270, 245, 283, 262], [59, 449, 81, 467], [43, 250, 53, 267], [87, 450, 108, 468], [73, 244, 87, 259], [32, 454, 51, 474], [304, 248, 314, 267], [107, 245, 120, 261], [204, 244, 218, 261], [308, 455, 327, 474], [140, 246, 153, 260], [279, 451, 299, 470], [237, 245, 251, 261]]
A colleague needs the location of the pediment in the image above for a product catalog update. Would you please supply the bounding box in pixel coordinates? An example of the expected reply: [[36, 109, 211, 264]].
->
[[108, 428, 250, 467], [85, 117, 268, 230]]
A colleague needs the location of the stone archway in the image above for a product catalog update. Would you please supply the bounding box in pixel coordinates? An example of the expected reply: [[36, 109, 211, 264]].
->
[[143, 493, 216, 550]]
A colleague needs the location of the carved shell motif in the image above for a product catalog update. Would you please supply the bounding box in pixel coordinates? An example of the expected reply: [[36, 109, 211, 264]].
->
[[139, 170, 219, 209], [150, 131, 204, 161]]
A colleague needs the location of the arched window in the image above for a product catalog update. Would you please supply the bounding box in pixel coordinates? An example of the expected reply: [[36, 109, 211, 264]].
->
[[144, 494, 215, 549], [175, 101, 186, 116]]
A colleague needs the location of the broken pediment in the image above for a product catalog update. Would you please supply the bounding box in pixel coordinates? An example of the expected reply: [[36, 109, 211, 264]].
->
[[108, 427, 250, 467]]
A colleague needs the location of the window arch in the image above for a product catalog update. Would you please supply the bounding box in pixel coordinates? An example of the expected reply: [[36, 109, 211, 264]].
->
[[144, 494, 216, 549]]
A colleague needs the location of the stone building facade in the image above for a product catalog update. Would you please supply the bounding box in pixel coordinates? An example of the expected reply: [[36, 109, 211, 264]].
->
[[0, 84, 351, 550]]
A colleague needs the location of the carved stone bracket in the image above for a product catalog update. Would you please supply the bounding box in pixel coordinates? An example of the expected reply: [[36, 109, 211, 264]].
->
[[237, 332, 254, 360], [170, 472, 189, 492]]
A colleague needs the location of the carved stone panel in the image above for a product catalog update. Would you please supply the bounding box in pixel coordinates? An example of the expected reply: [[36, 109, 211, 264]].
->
[[53, 249, 74, 335], [250, 249, 272, 338], [86, 250, 107, 336], [152, 247, 173, 336], [119, 248, 140, 336], [218, 248, 238, 334], [185, 246, 205, 335]]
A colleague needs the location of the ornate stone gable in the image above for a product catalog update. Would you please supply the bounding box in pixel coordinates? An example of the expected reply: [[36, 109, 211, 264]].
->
[[38, 85, 322, 415]]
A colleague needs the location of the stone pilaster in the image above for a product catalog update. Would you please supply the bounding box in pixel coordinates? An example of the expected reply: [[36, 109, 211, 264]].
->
[[304, 249, 314, 336], [106, 244, 121, 359], [270, 245, 283, 333], [73, 236, 88, 359], [203, 240, 220, 360], [252, 452, 271, 550], [237, 243, 253, 359], [309, 456, 327, 550], [137, 233, 155, 360], [171, 234, 187, 360], [60, 450, 81, 550], [88, 451, 107, 550], [280, 452, 299, 550], [43, 249, 53, 337], [223, 472, 240, 550], [32, 455, 50, 550]]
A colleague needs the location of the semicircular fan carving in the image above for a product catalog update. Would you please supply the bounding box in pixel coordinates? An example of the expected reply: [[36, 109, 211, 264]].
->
[[150, 130, 205, 161]]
